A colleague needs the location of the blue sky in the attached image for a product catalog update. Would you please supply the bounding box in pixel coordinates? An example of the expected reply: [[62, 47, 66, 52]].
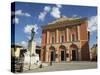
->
[[11, 2, 97, 48]]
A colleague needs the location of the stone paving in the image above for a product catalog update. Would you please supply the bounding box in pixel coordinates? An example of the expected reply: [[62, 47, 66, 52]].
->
[[23, 61, 97, 73]]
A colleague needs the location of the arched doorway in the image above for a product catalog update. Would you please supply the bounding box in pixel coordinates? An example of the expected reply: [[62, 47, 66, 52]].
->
[[51, 50, 55, 61], [59, 45, 66, 62], [49, 46, 56, 62], [72, 50, 77, 61], [70, 44, 78, 61]]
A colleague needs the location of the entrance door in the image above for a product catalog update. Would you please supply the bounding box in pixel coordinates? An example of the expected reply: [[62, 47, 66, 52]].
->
[[51, 51, 55, 61], [61, 50, 65, 61], [72, 50, 77, 61], [36, 50, 41, 60]]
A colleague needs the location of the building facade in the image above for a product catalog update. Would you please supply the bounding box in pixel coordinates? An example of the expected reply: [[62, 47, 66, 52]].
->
[[41, 17, 90, 63]]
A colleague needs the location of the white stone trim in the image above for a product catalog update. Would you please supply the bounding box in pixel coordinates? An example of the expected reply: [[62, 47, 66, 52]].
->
[[78, 25, 80, 40], [46, 31, 49, 44], [56, 29, 59, 43], [46, 51, 48, 62], [66, 28, 69, 41]]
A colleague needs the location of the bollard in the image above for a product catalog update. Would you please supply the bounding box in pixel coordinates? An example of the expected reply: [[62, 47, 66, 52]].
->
[[50, 61, 52, 66], [39, 64, 42, 68]]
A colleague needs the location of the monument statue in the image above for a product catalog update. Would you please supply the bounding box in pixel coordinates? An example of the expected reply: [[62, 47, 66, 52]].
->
[[31, 28, 35, 41], [23, 27, 48, 70], [23, 27, 40, 70], [28, 28, 37, 55]]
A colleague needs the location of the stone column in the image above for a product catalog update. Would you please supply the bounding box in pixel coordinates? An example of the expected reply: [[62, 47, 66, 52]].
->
[[56, 48, 60, 62], [66, 28, 69, 42], [56, 29, 59, 43], [58, 48, 61, 62], [46, 50, 49, 62], [69, 47, 72, 61], [66, 47, 70, 61], [78, 48, 81, 61], [77, 25, 80, 41], [55, 48, 59, 62], [47, 31, 49, 44]]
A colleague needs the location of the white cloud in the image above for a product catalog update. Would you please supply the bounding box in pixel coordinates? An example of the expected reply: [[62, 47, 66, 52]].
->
[[12, 17, 19, 24], [72, 14, 82, 19], [24, 13, 31, 17], [24, 24, 39, 34], [33, 24, 39, 33], [12, 10, 31, 17], [21, 41, 28, 47], [50, 7, 61, 18], [38, 6, 51, 21], [12, 10, 31, 24], [17, 37, 41, 48], [88, 16, 97, 32], [38, 5, 62, 20], [44, 6, 51, 12], [15, 10, 22, 15], [50, 4, 62, 19], [38, 12, 47, 21], [16, 41, 28, 48], [56, 4, 62, 8], [72, 14, 77, 18], [24, 25, 33, 34]]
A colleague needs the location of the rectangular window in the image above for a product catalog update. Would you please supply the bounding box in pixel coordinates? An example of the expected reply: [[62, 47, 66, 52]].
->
[[72, 34, 75, 41], [61, 36, 64, 43], [52, 37, 54, 44]]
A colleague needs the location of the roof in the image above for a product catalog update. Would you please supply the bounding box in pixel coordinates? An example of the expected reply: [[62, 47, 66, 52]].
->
[[36, 46, 41, 48], [11, 44, 22, 48], [36, 46, 41, 50], [42, 17, 87, 30]]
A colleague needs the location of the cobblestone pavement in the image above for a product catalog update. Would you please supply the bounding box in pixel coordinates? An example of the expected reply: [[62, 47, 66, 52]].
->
[[23, 61, 97, 73]]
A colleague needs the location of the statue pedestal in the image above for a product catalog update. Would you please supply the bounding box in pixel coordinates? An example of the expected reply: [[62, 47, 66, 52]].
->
[[23, 41, 41, 70], [28, 41, 36, 55]]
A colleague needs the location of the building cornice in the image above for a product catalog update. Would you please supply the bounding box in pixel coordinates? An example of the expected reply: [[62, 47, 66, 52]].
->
[[42, 17, 87, 30]]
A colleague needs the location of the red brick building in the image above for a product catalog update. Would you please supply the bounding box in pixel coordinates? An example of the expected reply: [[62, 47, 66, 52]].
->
[[41, 17, 90, 62]]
